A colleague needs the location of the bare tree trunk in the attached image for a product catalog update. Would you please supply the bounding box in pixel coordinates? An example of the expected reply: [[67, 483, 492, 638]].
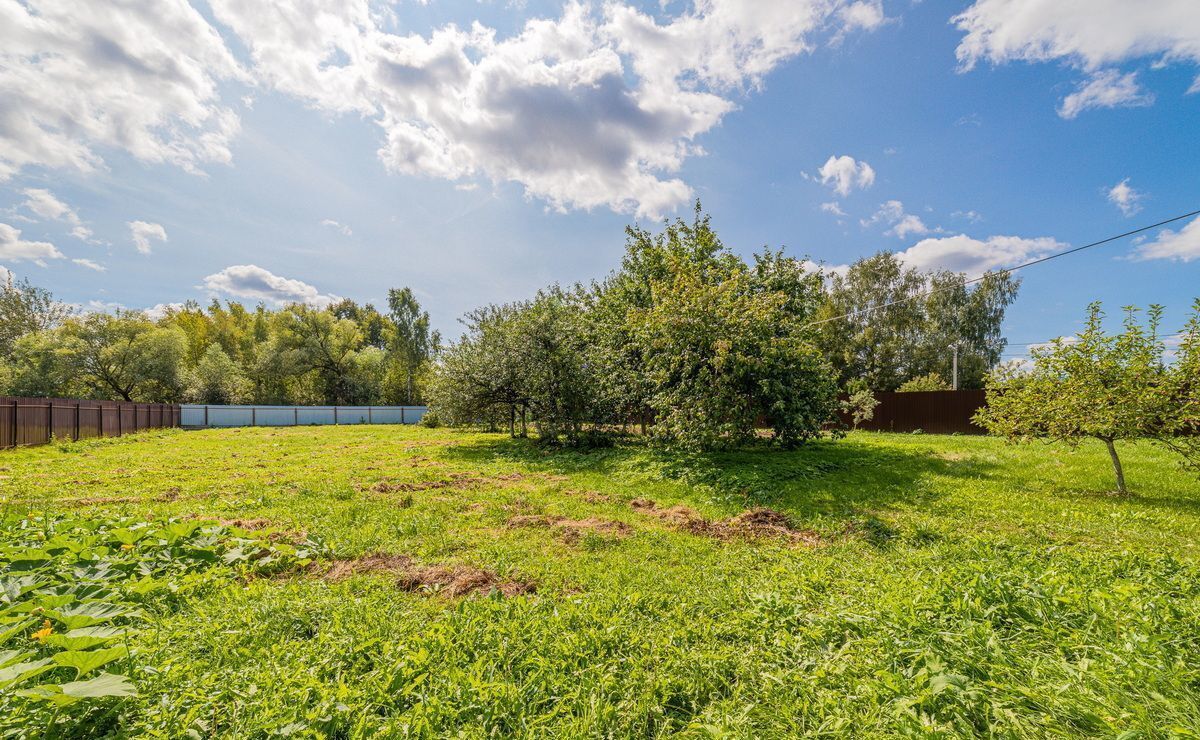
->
[[509, 404, 515, 437], [1103, 438, 1127, 494]]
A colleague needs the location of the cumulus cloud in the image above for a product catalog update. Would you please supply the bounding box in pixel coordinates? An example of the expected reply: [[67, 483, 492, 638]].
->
[[0, 0, 243, 181], [208, 0, 884, 218], [20, 188, 95, 241], [895, 234, 1065, 274], [320, 219, 353, 236], [862, 200, 931, 238], [1107, 178, 1144, 216], [145, 302, 185, 320], [72, 258, 106, 272], [201, 264, 340, 306], [2, 0, 888, 217], [817, 155, 875, 197], [1131, 215, 1200, 262], [820, 201, 847, 216], [0, 222, 64, 265], [1058, 70, 1154, 119], [954, 0, 1200, 114], [128, 221, 167, 255]]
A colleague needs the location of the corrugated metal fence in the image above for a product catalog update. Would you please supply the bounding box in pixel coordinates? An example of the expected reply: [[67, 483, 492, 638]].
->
[[181, 405, 428, 428], [0, 396, 181, 449], [841, 389, 988, 434]]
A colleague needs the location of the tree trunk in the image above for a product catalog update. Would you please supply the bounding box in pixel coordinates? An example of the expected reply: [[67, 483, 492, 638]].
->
[[1103, 438, 1127, 494]]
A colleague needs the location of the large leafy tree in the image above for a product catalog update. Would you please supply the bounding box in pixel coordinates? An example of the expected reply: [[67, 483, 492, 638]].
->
[[386, 288, 439, 405], [975, 303, 1174, 493], [815, 253, 1020, 391], [57, 312, 187, 402], [629, 255, 838, 450], [274, 305, 365, 404], [0, 275, 71, 356]]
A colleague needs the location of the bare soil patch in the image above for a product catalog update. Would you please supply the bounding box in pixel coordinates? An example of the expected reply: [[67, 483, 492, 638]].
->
[[630, 499, 819, 544], [506, 514, 632, 543], [321, 553, 534, 597]]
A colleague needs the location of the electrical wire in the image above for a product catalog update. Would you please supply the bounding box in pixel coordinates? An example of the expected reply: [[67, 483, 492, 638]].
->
[[803, 209, 1200, 330]]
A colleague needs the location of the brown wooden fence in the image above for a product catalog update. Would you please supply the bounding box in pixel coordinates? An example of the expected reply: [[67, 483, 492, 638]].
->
[[0, 396, 181, 450], [840, 389, 988, 434]]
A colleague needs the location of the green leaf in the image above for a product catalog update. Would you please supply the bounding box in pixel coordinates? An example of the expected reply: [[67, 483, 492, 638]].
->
[[17, 672, 137, 706], [43, 626, 130, 651], [61, 672, 137, 699], [46, 602, 137, 629], [0, 617, 34, 644], [52, 646, 127, 677], [0, 649, 34, 669], [0, 658, 53, 689]]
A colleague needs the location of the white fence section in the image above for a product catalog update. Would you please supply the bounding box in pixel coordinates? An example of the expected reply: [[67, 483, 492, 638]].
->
[[181, 404, 427, 428]]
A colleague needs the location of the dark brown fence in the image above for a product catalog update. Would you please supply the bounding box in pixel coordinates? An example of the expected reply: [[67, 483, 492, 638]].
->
[[840, 389, 988, 434], [0, 396, 180, 450]]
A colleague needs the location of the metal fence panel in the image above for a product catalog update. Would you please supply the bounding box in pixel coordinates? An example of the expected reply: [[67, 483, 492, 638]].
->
[[181, 405, 428, 429], [0, 396, 180, 449]]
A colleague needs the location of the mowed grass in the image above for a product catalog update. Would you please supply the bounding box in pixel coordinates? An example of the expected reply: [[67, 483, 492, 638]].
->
[[3, 426, 1200, 738]]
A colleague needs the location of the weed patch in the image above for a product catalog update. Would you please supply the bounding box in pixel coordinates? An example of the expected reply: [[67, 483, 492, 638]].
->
[[321, 553, 535, 597]]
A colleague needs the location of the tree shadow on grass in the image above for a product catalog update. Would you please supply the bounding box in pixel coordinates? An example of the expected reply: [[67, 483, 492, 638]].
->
[[441, 435, 999, 523]]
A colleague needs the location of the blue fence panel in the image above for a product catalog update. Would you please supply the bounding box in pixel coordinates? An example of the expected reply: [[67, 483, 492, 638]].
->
[[181, 405, 427, 428]]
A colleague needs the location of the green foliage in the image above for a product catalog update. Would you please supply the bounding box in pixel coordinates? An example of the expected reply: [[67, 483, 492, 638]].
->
[[184, 344, 252, 404], [0, 515, 326, 732], [3, 425, 1200, 736], [897, 372, 952, 392], [815, 254, 1020, 391], [842, 388, 880, 429], [0, 275, 71, 357], [975, 303, 1177, 493], [430, 204, 839, 450]]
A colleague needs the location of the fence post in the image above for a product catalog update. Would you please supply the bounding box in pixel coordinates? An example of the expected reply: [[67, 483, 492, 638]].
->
[[204, 405, 208, 426], [251, 406, 256, 426], [9, 400, 16, 449], [46, 399, 53, 444], [74, 401, 80, 441], [400, 407, 405, 424], [334, 407, 338, 425], [368, 407, 372, 424], [294, 407, 298, 426]]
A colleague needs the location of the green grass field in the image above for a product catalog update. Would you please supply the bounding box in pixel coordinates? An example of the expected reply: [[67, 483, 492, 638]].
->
[[2, 426, 1199, 737]]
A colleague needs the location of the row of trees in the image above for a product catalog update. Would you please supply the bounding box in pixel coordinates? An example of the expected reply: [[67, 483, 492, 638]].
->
[[427, 205, 1021, 450], [0, 280, 439, 406]]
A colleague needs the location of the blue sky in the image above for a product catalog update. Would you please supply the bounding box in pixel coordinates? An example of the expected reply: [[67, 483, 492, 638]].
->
[[1, 0, 1198, 357]]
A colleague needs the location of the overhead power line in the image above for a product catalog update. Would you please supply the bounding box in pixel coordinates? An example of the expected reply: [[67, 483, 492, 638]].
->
[[803, 208, 1200, 330]]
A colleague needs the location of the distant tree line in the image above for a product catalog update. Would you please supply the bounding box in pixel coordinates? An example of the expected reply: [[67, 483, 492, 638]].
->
[[426, 204, 1021, 450], [0, 278, 438, 406]]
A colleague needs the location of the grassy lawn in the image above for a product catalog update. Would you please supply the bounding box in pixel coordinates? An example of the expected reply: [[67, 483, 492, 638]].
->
[[2, 426, 1200, 737]]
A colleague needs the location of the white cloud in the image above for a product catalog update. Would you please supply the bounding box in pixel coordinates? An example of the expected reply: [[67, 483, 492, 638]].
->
[[20, 188, 97, 242], [862, 200, 931, 238], [1132, 215, 1200, 262], [0, 265, 11, 283], [954, 0, 1200, 113], [320, 219, 353, 236], [1106, 178, 1143, 216], [72, 258, 106, 272], [895, 233, 1065, 274], [21, 188, 75, 222], [820, 201, 847, 216], [0, 222, 64, 265], [0, 0, 243, 181], [1058, 70, 1154, 119], [145, 302, 185, 321], [128, 221, 167, 255], [201, 264, 341, 307], [836, 1, 886, 35], [209, 0, 884, 218], [817, 155, 875, 197], [952, 209, 983, 223]]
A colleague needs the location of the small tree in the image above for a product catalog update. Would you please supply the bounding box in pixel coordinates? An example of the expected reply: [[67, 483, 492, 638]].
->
[[975, 303, 1174, 494], [841, 380, 880, 430], [897, 372, 951, 392], [184, 344, 252, 404], [1161, 300, 1200, 474]]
